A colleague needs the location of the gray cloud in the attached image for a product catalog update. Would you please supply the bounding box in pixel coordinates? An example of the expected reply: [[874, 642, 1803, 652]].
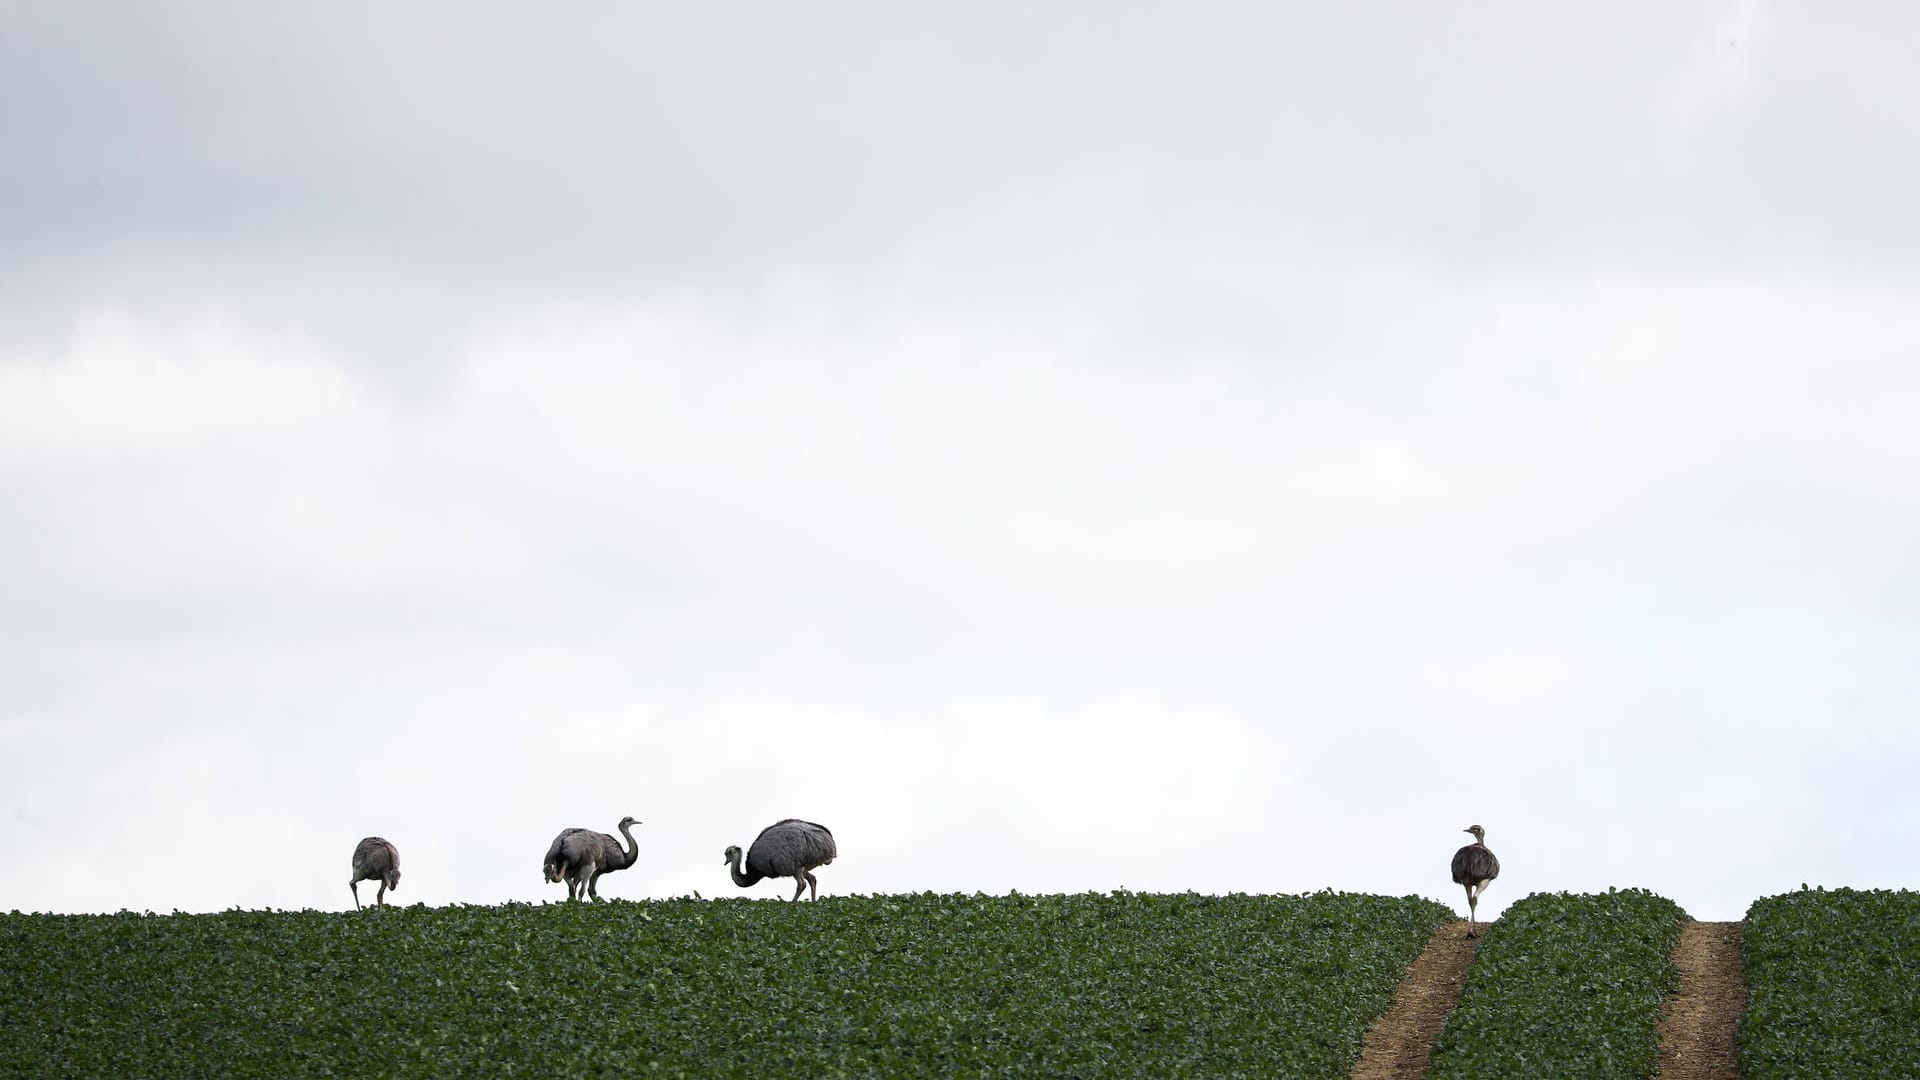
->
[[8, 4, 1916, 298], [4, 1, 1919, 919]]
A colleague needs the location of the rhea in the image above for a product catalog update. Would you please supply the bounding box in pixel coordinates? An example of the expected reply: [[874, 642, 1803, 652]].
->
[[724, 819, 837, 901], [1451, 824, 1501, 938], [349, 837, 401, 910], [543, 816, 641, 902]]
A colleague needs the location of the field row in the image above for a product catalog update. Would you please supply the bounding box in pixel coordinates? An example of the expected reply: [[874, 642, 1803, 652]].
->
[[1431, 888, 1688, 1077], [2, 888, 1915, 1077], [1, 891, 1449, 1078]]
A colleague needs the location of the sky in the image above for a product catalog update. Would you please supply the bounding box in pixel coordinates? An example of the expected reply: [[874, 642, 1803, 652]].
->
[[3, 1, 1918, 922]]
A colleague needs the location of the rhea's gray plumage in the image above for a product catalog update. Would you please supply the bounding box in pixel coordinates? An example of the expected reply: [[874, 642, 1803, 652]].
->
[[542, 816, 641, 901], [1450, 824, 1500, 938], [724, 819, 836, 901], [349, 837, 400, 910]]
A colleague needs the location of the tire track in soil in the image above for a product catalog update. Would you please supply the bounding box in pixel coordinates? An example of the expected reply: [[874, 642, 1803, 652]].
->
[[1351, 921, 1479, 1080], [1653, 920, 1746, 1080]]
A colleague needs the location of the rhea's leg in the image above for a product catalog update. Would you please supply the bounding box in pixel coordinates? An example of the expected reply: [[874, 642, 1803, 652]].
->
[[805, 871, 819, 901]]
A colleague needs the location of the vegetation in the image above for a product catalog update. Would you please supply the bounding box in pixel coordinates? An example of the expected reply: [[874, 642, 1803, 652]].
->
[[0, 890, 1452, 1078], [1741, 887, 1920, 1078], [1428, 888, 1688, 1079]]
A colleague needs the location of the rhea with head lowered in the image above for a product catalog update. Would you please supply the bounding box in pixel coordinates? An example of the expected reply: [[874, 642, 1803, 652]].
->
[[1451, 824, 1500, 938], [543, 816, 641, 902], [724, 819, 836, 901], [349, 837, 401, 910]]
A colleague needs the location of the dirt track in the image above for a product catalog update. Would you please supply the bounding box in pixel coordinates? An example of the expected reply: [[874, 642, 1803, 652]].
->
[[1350, 922, 1479, 1079], [1654, 921, 1747, 1079], [1351, 917, 1747, 1078]]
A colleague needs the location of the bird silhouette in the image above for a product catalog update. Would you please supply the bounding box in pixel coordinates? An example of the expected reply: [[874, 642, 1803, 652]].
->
[[1451, 824, 1500, 937], [349, 837, 400, 910], [543, 816, 641, 901], [724, 819, 836, 901]]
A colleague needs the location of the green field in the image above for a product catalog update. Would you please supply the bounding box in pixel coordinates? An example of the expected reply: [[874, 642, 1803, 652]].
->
[[1428, 888, 1689, 1079], [0, 891, 1453, 1078], [1741, 887, 1920, 1078]]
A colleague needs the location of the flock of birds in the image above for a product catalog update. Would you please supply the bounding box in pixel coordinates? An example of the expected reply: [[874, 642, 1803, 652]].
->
[[347, 817, 839, 910], [351, 818, 1501, 935]]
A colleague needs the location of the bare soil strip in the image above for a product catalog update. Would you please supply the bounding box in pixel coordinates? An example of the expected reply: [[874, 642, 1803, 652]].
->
[[1654, 920, 1747, 1080], [1351, 921, 1479, 1080]]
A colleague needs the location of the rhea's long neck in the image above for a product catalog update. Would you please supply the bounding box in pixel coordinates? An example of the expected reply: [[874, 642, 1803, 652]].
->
[[729, 850, 763, 887]]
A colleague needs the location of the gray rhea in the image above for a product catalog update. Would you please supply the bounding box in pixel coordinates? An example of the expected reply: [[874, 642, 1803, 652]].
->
[[349, 837, 401, 910], [542, 816, 642, 902], [1450, 824, 1500, 937], [724, 819, 837, 901]]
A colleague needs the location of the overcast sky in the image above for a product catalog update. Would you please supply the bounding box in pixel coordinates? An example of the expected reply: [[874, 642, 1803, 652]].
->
[[4, 2, 1918, 922]]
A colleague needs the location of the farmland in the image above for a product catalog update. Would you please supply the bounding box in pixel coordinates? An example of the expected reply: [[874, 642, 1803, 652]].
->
[[0, 891, 1452, 1078], [1428, 888, 1688, 1079], [1741, 887, 1920, 1078]]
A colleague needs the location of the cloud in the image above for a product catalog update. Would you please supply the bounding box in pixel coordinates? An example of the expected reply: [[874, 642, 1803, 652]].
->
[[1659, 0, 1772, 125], [5, 265, 1919, 920], [7, 1, 1920, 333], [6, 3, 1920, 922]]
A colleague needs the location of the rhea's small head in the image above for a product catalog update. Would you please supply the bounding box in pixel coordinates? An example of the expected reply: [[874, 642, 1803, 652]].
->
[[723, 844, 742, 865], [386, 869, 401, 890], [543, 863, 562, 883], [1463, 825, 1486, 842], [620, 816, 642, 828]]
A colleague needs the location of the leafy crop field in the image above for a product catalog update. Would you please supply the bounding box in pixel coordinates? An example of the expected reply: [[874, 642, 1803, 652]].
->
[[1428, 888, 1688, 1079], [0, 891, 1452, 1078], [1741, 887, 1920, 1078]]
